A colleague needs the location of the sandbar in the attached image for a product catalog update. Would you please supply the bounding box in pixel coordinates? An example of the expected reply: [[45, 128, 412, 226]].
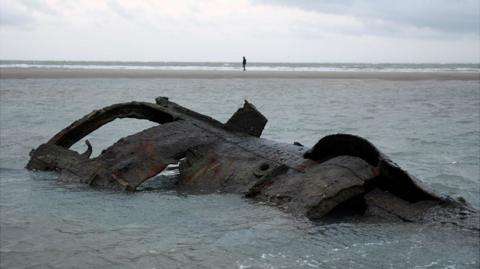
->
[[1, 67, 478, 80]]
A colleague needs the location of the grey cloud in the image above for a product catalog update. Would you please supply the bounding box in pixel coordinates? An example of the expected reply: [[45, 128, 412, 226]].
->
[[0, 0, 57, 27], [106, 0, 136, 20], [0, 11, 31, 27], [257, 0, 480, 34], [17, 0, 57, 16], [0, 2, 32, 26]]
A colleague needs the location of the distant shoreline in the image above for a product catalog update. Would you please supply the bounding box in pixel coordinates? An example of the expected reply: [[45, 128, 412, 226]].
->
[[1, 67, 479, 80]]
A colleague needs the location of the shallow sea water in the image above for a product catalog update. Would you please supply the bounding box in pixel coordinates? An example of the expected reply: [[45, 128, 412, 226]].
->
[[0, 78, 479, 268]]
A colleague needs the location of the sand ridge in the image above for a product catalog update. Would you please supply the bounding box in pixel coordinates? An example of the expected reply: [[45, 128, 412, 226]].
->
[[1, 67, 479, 80]]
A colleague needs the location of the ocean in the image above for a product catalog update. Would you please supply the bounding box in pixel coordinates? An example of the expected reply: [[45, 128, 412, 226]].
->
[[0, 75, 479, 268], [1, 60, 479, 73]]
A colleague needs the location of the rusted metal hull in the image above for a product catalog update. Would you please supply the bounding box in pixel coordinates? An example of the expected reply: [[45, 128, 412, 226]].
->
[[27, 97, 479, 229]]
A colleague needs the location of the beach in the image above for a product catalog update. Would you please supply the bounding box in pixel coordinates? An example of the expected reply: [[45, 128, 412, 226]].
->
[[1, 0, 478, 266], [1, 67, 479, 80], [1, 0, 479, 266]]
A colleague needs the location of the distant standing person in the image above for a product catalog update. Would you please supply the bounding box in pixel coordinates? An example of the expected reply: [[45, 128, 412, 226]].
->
[[242, 56, 247, 71]]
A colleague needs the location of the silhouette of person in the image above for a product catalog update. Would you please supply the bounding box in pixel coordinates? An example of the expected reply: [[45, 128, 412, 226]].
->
[[242, 56, 247, 71]]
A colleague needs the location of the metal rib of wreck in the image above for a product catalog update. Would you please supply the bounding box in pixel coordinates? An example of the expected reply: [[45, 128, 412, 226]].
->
[[27, 97, 479, 229]]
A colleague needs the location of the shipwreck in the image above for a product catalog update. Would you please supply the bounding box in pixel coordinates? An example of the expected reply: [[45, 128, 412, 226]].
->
[[27, 97, 478, 229]]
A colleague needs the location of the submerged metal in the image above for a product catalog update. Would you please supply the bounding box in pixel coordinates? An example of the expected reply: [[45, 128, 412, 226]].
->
[[27, 97, 478, 229]]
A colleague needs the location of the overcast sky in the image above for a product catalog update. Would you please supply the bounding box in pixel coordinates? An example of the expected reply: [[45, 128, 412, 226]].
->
[[0, 0, 478, 62]]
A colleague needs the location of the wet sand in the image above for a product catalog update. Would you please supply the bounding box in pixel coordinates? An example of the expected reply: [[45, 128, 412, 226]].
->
[[1, 67, 478, 80]]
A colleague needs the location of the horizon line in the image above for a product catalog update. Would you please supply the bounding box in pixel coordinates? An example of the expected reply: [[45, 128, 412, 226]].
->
[[1, 59, 479, 65]]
